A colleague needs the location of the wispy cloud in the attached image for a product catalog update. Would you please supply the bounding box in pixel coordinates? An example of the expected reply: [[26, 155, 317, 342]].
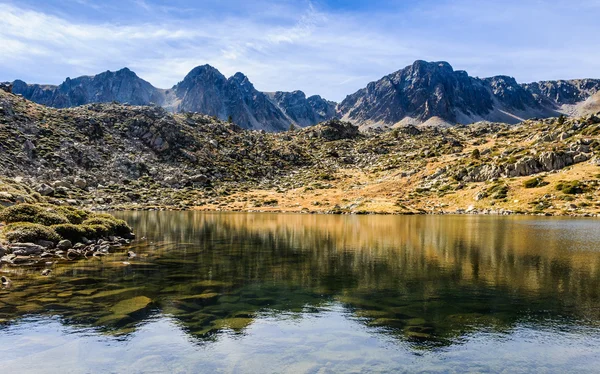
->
[[0, 0, 599, 101]]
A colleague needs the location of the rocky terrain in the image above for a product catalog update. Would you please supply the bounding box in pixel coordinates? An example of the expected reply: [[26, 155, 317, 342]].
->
[[11, 66, 336, 132], [1, 87, 600, 216], [339, 60, 600, 129]]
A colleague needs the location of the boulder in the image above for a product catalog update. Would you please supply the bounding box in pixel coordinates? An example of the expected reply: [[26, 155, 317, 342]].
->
[[9, 243, 44, 256], [74, 177, 87, 189], [37, 184, 55, 196], [36, 240, 55, 249], [52, 180, 71, 188], [57, 240, 73, 250]]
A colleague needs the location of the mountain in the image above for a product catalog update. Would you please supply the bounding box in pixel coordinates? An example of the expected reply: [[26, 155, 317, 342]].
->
[[12, 66, 337, 132], [10, 60, 600, 131], [12, 68, 165, 108], [267, 91, 337, 128], [171, 66, 293, 132], [338, 60, 600, 128]]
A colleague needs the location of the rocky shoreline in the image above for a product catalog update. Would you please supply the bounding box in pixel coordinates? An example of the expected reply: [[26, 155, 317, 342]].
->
[[0, 203, 135, 271], [96, 204, 600, 217]]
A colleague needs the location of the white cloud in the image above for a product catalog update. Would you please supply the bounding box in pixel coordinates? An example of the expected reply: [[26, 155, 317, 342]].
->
[[0, 1, 599, 101]]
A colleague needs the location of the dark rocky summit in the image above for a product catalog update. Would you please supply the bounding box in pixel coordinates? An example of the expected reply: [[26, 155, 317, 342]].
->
[[12, 68, 164, 108], [338, 60, 600, 128], [12, 66, 337, 132]]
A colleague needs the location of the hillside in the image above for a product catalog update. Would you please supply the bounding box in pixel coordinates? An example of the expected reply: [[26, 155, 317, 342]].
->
[[1, 88, 600, 216]]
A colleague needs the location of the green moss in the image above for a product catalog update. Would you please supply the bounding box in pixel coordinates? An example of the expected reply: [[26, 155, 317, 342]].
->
[[82, 216, 132, 237], [0, 204, 69, 225], [41, 205, 91, 224], [3, 222, 61, 243], [81, 224, 110, 239], [51, 223, 88, 242]]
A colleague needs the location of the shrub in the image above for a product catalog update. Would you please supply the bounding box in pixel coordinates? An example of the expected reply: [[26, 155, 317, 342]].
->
[[82, 216, 132, 237], [488, 184, 509, 199], [0, 204, 41, 223], [52, 223, 88, 242], [556, 180, 584, 195], [42, 205, 91, 224], [471, 148, 481, 159], [81, 224, 110, 239], [0, 203, 70, 225], [3, 222, 61, 243], [523, 177, 549, 189]]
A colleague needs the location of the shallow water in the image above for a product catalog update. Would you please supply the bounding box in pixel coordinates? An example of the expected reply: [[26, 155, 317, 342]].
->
[[1, 212, 600, 373]]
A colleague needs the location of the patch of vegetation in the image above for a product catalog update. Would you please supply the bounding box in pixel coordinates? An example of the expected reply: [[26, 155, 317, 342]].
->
[[51, 223, 88, 243], [4, 222, 61, 243], [487, 183, 509, 200], [82, 215, 132, 237], [316, 172, 336, 181], [0, 203, 69, 226], [523, 177, 549, 189], [1, 203, 133, 243], [555, 180, 588, 195]]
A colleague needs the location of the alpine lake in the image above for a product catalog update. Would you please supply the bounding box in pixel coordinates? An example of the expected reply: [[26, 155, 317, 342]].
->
[[1, 212, 600, 373]]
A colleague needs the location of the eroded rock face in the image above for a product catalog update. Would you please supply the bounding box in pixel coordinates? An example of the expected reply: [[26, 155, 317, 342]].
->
[[0, 82, 12, 93], [12, 68, 163, 108], [464, 150, 592, 182], [12, 66, 338, 132], [268, 91, 337, 128], [338, 60, 600, 127], [524, 79, 600, 106]]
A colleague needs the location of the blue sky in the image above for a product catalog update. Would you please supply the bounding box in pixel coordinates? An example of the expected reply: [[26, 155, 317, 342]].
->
[[1, 0, 599, 101]]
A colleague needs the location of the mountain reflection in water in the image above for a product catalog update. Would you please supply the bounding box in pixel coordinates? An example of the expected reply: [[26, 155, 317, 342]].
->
[[1, 212, 600, 372]]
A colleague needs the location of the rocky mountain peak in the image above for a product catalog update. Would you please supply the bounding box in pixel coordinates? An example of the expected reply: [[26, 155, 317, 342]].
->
[[339, 60, 577, 128]]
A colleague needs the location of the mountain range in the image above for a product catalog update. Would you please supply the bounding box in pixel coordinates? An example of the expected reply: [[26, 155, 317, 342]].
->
[[9, 60, 600, 131]]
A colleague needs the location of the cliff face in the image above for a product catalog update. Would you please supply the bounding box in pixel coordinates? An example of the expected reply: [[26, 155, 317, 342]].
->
[[268, 91, 337, 128], [523, 79, 600, 105], [338, 61, 599, 128]]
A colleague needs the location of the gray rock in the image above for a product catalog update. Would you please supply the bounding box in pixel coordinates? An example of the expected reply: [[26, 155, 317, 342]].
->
[[338, 60, 565, 127], [36, 240, 55, 249], [57, 240, 73, 250], [74, 177, 87, 189], [52, 180, 71, 188], [9, 243, 44, 256], [37, 183, 55, 196]]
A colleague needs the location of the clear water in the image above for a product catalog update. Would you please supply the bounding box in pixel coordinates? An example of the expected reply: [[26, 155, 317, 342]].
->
[[1, 212, 600, 373]]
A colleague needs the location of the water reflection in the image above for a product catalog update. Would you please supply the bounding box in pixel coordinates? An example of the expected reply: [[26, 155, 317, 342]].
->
[[1, 212, 600, 371]]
